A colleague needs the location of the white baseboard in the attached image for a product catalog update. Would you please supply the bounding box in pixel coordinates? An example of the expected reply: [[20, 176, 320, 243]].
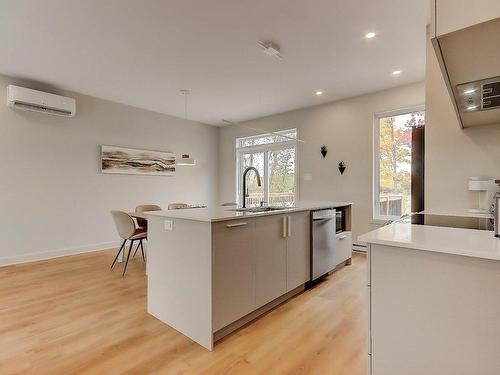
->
[[0, 241, 121, 267]]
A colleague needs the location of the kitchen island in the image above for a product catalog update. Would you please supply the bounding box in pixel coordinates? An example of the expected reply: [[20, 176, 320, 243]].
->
[[359, 214, 500, 375], [146, 201, 352, 350]]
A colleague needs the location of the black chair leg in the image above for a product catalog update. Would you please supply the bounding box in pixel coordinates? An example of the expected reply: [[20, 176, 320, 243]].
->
[[133, 241, 141, 258], [122, 240, 134, 277], [111, 240, 126, 269], [140, 239, 145, 262]]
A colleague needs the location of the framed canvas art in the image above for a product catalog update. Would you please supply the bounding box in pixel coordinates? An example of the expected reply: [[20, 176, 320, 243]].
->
[[101, 145, 175, 176]]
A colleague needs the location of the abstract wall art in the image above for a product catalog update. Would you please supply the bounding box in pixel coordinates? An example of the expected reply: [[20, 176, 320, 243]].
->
[[101, 145, 175, 176]]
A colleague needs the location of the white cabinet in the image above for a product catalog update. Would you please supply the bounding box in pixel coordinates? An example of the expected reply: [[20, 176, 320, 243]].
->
[[286, 211, 311, 291], [433, 0, 500, 37], [213, 218, 256, 331], [368, 244, 500, 374], [334, 231, 352, 266], [255, 215, 287, 308]]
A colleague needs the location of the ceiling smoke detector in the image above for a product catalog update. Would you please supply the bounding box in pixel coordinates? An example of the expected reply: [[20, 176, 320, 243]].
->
[[257, 41, 283, 60]]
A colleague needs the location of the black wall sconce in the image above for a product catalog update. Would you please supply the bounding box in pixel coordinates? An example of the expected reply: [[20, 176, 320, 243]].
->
[[338, 161, 347, 175], [320, 145, 328, 158]]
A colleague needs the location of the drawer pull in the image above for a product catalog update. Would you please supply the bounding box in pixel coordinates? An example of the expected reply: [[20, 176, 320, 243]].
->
[[226, 222, 247, 228], [282, 216, 287, 238]]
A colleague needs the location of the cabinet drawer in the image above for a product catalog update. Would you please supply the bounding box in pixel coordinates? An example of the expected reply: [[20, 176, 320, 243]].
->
[[334, 231, 352, 266]]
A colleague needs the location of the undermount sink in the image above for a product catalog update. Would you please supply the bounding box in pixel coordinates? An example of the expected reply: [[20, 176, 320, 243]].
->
[[228, 206, 288, 213]]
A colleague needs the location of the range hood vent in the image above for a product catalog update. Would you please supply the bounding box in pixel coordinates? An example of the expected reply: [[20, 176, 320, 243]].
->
[[432, 17, 500, 128]]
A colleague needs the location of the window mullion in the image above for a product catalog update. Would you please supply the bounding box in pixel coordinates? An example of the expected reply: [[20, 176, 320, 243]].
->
[[373, 118, 380, 219], [264, 151, 269, 204]]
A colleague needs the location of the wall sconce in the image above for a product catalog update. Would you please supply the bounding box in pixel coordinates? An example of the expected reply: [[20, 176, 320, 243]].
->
[[338, 161, 346, 175], [320, 145, 328, 158], [176, 154, 196, 166]]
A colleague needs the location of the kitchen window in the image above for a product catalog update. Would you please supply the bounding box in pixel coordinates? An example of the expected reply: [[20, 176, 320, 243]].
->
[[373, 107, 425, 221], [236, 129, 298, 208]]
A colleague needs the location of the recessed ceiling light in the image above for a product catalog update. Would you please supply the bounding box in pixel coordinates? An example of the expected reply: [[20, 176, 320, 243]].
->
[[365, 32, 376, 39], [315, 90, 323, 96], [392, 70, 402, 76]]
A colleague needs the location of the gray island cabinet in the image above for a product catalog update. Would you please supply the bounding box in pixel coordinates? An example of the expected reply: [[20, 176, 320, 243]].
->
[[147, 201, 352, 350]]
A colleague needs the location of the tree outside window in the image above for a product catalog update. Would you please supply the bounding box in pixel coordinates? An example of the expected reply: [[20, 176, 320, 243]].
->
[[375, 109, 425, 219]]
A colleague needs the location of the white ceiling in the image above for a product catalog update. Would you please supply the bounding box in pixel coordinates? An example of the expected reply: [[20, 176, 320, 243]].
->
[[0, 0, 428, 125]]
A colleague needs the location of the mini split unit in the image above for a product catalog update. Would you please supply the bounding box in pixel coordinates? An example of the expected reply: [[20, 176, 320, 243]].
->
[[6, 85, 76, 117]]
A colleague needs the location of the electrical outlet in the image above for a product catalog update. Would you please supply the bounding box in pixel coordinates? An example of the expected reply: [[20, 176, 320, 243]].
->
[[164, 220, 173, 231]]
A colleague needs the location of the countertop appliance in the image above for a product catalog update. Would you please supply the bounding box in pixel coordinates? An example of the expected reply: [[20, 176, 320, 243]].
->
[[311, 209, 337, 280], [468, 177, 497, 214]]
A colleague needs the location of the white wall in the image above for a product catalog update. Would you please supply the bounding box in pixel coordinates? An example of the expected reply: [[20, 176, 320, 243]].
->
[[219, 82, 425, 242], [0, 74, 219, 265], [425, 35, 500, 211]]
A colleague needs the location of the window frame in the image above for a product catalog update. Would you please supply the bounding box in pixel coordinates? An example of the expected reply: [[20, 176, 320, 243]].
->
[[235, 129, 299, 207], [373, 105, 425, 222]]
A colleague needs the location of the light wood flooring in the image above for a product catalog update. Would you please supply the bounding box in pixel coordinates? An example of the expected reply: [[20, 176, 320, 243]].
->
[[0, 249, 367, 375]]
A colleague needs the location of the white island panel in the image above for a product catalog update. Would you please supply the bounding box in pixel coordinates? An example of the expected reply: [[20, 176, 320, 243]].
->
[[147, 215, 213, 350], [370, 243, 500, 375]]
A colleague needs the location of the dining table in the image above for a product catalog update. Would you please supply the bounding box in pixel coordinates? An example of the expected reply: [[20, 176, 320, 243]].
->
[[128, 205, 207, 220]]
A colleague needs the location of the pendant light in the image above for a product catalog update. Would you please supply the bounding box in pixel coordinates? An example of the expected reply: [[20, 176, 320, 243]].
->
[[176, 89, 196, 166]]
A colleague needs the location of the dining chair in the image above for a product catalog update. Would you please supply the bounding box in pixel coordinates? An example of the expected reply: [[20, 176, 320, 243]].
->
[[132, 204, 161, 258], [135, 204, 162, 229], [168, 202, 189, 210], [110, 210, 147, 276]]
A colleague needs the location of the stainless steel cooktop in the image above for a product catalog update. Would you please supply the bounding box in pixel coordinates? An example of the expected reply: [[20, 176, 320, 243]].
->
[[399, 213, 494, 231]]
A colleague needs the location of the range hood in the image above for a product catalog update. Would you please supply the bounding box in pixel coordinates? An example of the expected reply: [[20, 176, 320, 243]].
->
[[432, 17, 500, 128]]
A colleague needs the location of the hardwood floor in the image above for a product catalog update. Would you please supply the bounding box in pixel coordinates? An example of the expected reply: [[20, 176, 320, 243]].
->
[[0, 250, 367, 375]]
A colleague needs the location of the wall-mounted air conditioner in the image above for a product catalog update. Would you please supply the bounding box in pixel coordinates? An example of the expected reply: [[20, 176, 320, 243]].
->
[[6, 85, 76, 117]]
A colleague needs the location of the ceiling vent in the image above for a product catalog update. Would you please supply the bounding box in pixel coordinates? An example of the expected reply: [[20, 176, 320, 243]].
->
[[257, 41, 283, 61]]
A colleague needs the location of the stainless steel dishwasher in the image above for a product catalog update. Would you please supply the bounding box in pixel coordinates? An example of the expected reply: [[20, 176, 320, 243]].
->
[[311, 209, 336, 280]]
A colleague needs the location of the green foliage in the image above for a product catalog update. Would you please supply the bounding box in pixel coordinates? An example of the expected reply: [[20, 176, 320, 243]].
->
[[379, 116, 411, 195], [269, 148, 295, 194]]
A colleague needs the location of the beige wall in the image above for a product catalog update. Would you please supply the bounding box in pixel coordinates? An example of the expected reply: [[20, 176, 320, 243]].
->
[[425, 37, 500, 211], [219, 82, 425, 242], [0, 74, 219, 265]]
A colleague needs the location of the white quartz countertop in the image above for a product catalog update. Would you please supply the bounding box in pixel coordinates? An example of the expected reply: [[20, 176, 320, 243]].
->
[[358, 221, 500, 261], [146, 201, 352, 223]]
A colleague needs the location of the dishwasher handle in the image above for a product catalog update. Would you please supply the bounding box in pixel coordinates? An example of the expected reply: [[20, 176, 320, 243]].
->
[[313, 215, 335, 221]]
